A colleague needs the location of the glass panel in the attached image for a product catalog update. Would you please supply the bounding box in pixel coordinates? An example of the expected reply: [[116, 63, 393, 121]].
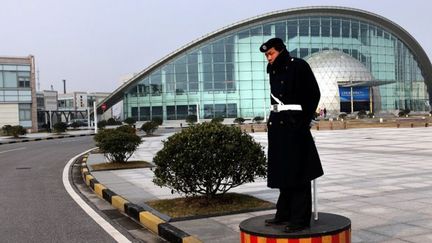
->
[[151, 106, 162, 119], [310, 19, 320, 37], [167, 106, 176, 120], [0, 71, 3, 87], [204, 104, 213, 118], [299, 19, 309, 36], [275, 22, 286, 42], [139, 107, 150, 121], [131, 107, 138, 120], [176, 105, 188, 119], [331, 18, 341, 37], [321, 18, 330, 37], [4, 71, 17, 87]]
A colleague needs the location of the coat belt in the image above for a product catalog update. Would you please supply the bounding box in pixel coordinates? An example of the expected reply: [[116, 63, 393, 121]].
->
[[270, 104, 302, 112]]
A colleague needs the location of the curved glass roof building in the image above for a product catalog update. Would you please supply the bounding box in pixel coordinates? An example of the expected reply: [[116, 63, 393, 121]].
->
[[100, 6, 431, 120]]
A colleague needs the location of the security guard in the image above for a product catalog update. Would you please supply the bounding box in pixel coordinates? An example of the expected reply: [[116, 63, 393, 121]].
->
[[260, 38, 323, 233]]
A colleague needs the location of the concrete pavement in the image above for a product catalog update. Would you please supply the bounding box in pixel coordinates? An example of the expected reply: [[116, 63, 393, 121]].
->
[[85, 126, 432, 242]]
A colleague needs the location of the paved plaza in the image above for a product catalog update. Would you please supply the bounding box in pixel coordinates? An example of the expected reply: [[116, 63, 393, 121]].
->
[[88, 127, 432, 242]]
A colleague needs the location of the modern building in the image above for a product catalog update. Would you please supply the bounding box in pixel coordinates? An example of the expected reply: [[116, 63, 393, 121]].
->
[[98, 6, 432, 121], [0, 55, 37, 131]]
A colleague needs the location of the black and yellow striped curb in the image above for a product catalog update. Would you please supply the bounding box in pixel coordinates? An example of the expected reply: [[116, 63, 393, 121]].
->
[[0, 133, 95, 145], [80, 155, 202, 243]]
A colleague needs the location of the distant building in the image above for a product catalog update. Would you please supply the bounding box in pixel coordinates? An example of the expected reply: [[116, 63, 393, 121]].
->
[[98, 6, 431, 121], [36, 90, 58, 127], [36, 91, 113, 129], [0, 55, 36, 131]]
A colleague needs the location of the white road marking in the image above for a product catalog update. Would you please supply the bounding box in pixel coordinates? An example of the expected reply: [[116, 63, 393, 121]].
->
[[62, 149, 131, 243], [0, 147, 26, 154]]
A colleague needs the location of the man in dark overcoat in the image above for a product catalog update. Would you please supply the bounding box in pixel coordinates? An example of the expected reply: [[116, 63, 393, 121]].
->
[[260, 38, 324, 233]]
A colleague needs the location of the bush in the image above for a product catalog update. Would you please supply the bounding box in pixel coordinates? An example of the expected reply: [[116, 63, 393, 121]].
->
[[53, 122, 67, 134], [70, 121, 80, 129], [2, 125, 12, 136], [94, 126, 142, 163], [367, 112, 374, 118], [141, 121, 159, 135], [338, 113, 347, 119], [211, 116, 224, 123], [116, 125, 136, 134], [3, 125, 27, 138], [97, 120, 107, 129], [233, 117, 245, 125], [123, 117, 136, 126], [185, 115, 197, 125], [253, 116, 264, 124], [153, 122, 267, 199], [398, 109, 411, 117], [152, 117, 163, 126], [107, 118, 122, 126], [357, 110, 367, 119]]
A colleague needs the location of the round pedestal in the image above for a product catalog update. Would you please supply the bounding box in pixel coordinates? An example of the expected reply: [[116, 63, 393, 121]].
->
[[239, 212, 351, 243]]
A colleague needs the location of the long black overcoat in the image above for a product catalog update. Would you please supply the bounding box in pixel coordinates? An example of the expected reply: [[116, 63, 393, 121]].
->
[[267, 50, 324, 188]]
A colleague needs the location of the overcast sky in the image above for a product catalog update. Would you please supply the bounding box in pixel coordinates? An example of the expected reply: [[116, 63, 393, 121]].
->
[[1, 0, 431, 93]]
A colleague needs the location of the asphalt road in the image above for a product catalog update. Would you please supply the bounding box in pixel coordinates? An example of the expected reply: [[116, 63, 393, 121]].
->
[[0, 137, 120, 243]]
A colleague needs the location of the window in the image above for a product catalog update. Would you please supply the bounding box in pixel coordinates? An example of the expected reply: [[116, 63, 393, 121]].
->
[[310, 19, 320, 37], [18, 71, 30, 88], [139, 107, 150, 121], [342, 20, 350, 38], [152, 106, 162, 119], [131, 107, 138, 120], [331, 19, 341, 37], [275, 22, 286, 42], [321, 19, 330, 37], [4, 71, 17, 88], [299, 19, 309, 36], [19, 104, 31, 121], [287, 20, 298, 39]]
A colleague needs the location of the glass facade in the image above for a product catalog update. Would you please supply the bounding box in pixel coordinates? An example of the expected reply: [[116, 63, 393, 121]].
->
[[123, 10, 430, 121]]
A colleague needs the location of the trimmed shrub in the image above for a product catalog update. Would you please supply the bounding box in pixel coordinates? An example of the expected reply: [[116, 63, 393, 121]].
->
[[97, 120, 107, 129], [152, 117, 163, 126], [211, 116, 224, 123], [338, 113, 347, 119], [107, 118, 122, 125], [70, 121, 80, 129], [253, 116, 264, 124], [2, 125, 12, 136], [116, 125, 136, 134], [233, 117, 245, 125], [5, 125, 27, 138], [141, 121, 159, 135], [398, 109, 411, 117], [94, 126, 142, 163], [153, 122, 267, 199], [357, 110, 367, 119], [123, 117, 136, 126], [185, 115, 197, 125], [367, 112, 374, 118], [53, 122, 67, 134]]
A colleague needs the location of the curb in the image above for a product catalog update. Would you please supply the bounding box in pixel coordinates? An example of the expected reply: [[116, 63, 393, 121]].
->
[[79, 155, 202, 243], [0, 133, 95, 145]]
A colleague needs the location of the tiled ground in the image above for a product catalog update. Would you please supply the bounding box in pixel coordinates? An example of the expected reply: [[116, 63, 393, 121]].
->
[[89, 127, 432, 243]]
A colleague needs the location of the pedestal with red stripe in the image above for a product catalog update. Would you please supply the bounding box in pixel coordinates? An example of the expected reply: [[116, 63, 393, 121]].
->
[[239, 213, 351, 243]]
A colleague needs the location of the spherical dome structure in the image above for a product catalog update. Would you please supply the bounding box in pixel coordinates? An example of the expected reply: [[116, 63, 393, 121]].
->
[[306, 50, 376, 114]]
